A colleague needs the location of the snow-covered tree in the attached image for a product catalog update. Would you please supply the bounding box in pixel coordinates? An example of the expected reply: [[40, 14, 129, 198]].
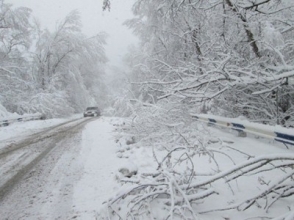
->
[[121, 0, 294, 126], [0, 0, 33, 113], [24, 11, 108, 117], [0, 1, 108, 118]]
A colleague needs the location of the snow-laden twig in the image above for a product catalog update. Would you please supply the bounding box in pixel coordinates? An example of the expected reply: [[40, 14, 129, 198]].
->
[[186, 154, 294, 189]]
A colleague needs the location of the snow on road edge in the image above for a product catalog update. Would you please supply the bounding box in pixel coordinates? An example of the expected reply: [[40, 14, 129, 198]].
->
[[72, 117, 123, 219]]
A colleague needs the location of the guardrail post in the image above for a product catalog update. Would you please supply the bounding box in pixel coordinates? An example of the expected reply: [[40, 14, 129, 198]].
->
[[238, 130, 247, 137], [231, 123, 247, 137]]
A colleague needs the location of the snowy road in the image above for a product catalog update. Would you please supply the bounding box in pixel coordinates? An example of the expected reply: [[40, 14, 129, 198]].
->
[[0, 117, 121, 219]]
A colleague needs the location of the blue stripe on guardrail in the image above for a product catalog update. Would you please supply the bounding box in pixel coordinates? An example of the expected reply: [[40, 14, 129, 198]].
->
[[208, 118, 216, 125], [231, 123, 245, 131], [275, 132, 294, 145]]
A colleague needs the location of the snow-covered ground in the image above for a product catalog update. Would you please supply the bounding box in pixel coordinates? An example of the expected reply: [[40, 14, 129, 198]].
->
[[102, 120, 294, 219], [0, 116, 293, 219]]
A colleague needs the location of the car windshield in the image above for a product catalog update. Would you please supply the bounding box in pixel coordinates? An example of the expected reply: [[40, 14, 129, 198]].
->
[[86, 107, 98, 110]]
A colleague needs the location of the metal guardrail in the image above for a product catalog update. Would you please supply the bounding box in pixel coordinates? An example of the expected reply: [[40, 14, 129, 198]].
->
[[0, 113, 45, 127], [192, 114, 294, 146]]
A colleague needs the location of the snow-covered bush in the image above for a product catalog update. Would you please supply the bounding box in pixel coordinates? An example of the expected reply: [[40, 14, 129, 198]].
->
[[17, 91, 75, 118], [111, 97, 134, 117], [0, 103, 20, 120], [0, 103, 9, 119]]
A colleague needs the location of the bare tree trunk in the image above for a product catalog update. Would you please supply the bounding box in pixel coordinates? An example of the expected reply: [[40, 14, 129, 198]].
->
[[224, 0, 261, 58]]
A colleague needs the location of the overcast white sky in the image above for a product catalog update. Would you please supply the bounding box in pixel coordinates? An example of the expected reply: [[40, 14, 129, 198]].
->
[[7, 0, 138, 68]]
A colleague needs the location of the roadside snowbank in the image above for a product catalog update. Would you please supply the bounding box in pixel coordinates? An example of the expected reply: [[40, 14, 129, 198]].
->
[[72, 117, 125, 219], [0, 103, 18, 120]]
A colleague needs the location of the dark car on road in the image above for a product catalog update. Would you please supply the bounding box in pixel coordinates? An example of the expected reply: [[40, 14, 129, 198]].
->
[[83, 107, 101, 117]]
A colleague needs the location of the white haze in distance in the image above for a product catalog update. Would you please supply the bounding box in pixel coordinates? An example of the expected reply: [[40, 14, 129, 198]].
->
[[7, 0, 138, 68]]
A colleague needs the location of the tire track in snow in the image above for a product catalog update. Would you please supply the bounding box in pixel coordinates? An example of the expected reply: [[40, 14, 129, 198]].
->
[[0, 117, 87, 157], [0, 117, 97, 202]]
